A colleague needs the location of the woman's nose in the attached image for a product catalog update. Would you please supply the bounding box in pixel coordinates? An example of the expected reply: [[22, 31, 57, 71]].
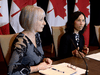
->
[[43, 20, 46, 25], [80, 21, 83, 25]]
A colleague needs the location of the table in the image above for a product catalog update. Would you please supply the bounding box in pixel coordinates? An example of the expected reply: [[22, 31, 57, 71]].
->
[[30, 49, 100, 75]]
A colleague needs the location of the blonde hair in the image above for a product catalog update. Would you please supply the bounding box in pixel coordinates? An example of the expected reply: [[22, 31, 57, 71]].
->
[[19, 5, 45, 30]]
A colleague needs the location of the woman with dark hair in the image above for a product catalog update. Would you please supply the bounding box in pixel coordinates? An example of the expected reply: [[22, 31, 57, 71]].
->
[[58, 11, 89, 59]]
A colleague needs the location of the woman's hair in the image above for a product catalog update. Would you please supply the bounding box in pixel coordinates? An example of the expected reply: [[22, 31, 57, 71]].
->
[[65, 11, 87, 34], [19, 5, 44, 30]]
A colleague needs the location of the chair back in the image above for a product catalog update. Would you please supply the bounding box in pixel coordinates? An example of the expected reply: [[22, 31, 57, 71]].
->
[[51, 25, 65, 57], [0, 34, 18, 65], [95, 25, 100, 45]]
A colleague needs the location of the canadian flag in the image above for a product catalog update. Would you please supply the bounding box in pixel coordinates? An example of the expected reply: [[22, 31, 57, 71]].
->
[[0, 0, 10, 34], [46, 0, 68, 31], [46, 0, 68, 57], [10, 0, 37, 33], [74, 0, 90, 46]]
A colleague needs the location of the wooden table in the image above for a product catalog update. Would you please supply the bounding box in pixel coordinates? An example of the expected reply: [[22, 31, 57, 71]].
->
[[30, 49, 100, 75]]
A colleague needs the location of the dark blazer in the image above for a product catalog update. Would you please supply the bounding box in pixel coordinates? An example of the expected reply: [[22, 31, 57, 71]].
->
[[58, 33, 84, 59]]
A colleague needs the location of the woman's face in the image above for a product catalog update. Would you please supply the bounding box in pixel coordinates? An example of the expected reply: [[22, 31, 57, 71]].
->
[[31, 9, 46, 33], [74, 14, 85, 33]]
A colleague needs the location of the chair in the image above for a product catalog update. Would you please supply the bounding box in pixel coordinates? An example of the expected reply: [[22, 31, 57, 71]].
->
[[51, 25, 65, 57], [94, 25, 100, 45], [42, 43, 55, 58], [0, 34, 18, 66]]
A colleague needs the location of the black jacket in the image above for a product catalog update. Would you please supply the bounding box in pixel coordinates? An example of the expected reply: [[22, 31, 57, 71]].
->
[[58, 33, 84, 59]]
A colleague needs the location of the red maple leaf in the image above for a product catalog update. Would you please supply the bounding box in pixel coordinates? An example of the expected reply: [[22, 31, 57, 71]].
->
[[0, 13, 2, 17], [0, 6, 2, 17], [11, 0, 36, 17], [48, 0, 67, 19], [75, 0, 90, 17], [14, 0, 36, 10]]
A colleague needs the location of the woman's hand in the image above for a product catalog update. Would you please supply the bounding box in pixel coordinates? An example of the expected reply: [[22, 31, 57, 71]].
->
[[37, 58, 52, 71], [38, 62, 52, 70], [43, 58, 52, 65], [30, 61, 52, 73], [76, 51, 85, 58], [72, 47, 85, 58], [72, 47, 79, 56], [82, 45, 89, 54]]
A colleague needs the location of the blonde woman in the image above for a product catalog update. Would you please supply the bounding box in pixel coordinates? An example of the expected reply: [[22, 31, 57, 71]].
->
[[8, 5, 52, 75]]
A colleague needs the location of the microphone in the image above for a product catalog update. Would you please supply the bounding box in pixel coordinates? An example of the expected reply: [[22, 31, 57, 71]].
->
[[70, 39, 89, 75]]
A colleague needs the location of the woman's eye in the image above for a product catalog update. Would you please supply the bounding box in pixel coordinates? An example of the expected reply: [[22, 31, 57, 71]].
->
[[40, 18, 43, 21], [77, 19, 80, 21], [40, 17, 44, 21], [82, 19, 85, 22]]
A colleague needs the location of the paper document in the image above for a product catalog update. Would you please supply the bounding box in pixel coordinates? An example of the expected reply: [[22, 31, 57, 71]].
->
[[86, 52, 100, 61], [39, 63, 85, 75]]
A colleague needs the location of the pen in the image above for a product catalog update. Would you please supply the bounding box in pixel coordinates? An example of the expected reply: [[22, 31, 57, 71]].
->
[[70, 71, 77, 75], [52, 68, 65, 73]]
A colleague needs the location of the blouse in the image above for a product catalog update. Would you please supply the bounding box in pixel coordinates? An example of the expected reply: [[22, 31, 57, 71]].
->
[[8, 32, 44, 75]]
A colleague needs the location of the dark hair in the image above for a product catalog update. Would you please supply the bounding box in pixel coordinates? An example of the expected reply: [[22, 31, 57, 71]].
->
[[65, 11, 87, 34]]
